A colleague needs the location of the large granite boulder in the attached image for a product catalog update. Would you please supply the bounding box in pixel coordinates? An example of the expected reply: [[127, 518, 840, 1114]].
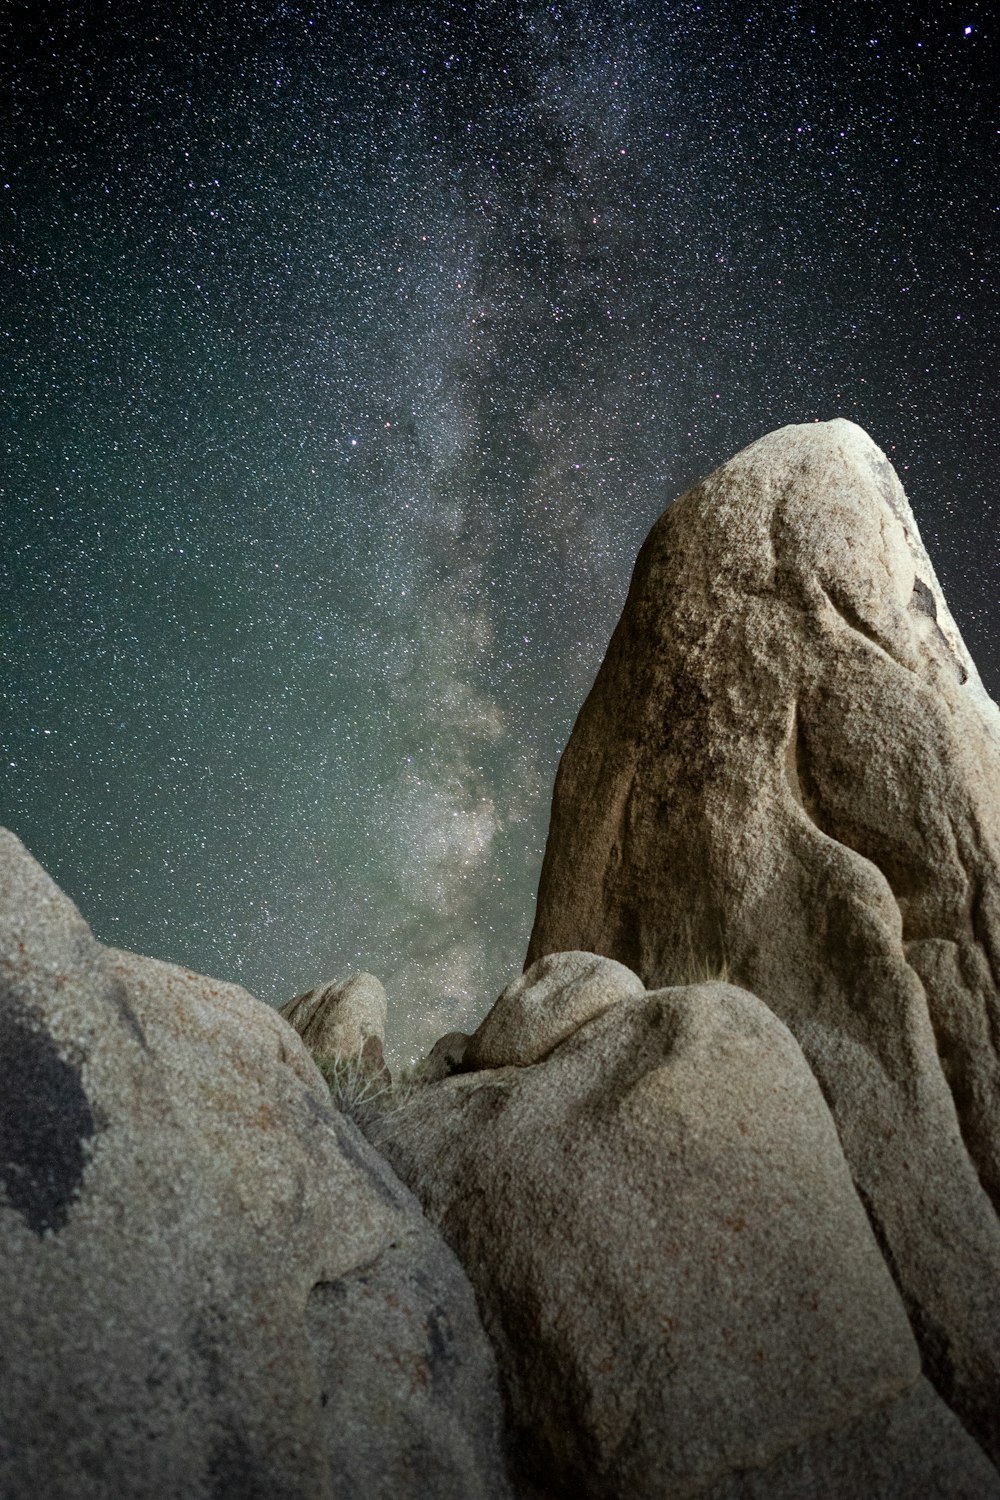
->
[[0, 829, 512, 1500], [370, 967, 998, 1498], [526, 419, 1000, 1461]]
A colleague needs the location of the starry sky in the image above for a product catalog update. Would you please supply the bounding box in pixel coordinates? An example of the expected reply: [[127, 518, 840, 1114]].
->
[[3, 0, 998, 1064]]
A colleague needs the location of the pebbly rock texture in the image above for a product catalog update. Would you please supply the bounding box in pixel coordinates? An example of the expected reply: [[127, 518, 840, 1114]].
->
[[280, 969, 389, 1075], [526, 419, 1000, 1462], [371, 969, 999, 1500], [0, 828, 512, 1500]]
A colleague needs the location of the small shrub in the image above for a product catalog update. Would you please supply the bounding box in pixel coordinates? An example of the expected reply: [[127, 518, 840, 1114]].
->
[[316, 1051, 391, 1125], [317, 1051, 422, 1129]]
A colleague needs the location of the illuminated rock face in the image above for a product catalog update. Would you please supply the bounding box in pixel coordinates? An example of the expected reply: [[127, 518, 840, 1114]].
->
[[374, 971, 999, 1500], [0, 829, 511, 1500], [527, 419, 1000, 1462], [5, 418, 1000, 1499]]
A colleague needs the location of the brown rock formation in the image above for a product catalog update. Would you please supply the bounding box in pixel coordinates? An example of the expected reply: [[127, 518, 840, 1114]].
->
[[526, 419, 1000, 1461], [280, 970, 388, 1076]]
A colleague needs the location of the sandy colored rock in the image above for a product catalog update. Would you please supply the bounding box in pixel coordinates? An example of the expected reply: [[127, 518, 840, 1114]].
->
[[280, 970, 388, 1073], [371, 974, 995, 1499], [466, 949, 643, 1068], [0, 829, 511, 1500], [527, 420, 1000, 1460]]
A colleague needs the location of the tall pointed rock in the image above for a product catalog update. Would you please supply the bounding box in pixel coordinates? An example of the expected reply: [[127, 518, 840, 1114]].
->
[[527, 418, 1000, 1460]]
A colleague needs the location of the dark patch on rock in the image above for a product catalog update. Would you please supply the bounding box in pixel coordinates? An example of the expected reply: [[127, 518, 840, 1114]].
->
[[424, 1302, 457, 1379], [360, 1030, 388, 1079], [909, 576, 938, 620], [106, 971, 150, 1051], [0, 990, 95, 1235], [909, 576, 968, 683], [310, 1276, 351, 1307]]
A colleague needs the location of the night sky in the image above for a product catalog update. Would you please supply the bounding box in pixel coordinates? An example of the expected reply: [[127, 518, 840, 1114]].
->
[[3, 0, 998, 1064]]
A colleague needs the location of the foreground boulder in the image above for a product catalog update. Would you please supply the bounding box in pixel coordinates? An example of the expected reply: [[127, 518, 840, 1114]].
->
[[527, 419, 1000, 1460], [0, 829, 511, 1500], [371, 964, 998, 1498]]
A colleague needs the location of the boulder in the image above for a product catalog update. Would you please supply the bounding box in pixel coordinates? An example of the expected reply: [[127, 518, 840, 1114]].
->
[[280, 970, 388, 1075], [0, 829, 512, 1500], [699, 1380, 999, 1500], [526, 420, 1000, 1459], [370, 970, 999, 1499], [465, 950, 643, 1069], [416, 1030, 472, 1083]]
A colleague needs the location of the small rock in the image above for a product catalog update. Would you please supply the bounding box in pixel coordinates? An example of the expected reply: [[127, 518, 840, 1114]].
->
[[466, 950, 643, 1068], [416, 1030, 471, 1082], [280, 971, 388, 1075]]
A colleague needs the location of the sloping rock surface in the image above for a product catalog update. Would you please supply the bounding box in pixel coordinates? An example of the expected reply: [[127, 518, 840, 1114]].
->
[[0, 829, 511, 1500], [371, 969, 998, 1499], [526, 420, 1000, 1459]]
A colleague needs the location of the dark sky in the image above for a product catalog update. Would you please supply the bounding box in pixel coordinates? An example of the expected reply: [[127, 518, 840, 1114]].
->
[[3, 0, 998, 1063]]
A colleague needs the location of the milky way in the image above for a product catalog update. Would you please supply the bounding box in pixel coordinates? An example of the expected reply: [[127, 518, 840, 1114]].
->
[[3, 0, 998, 1061]]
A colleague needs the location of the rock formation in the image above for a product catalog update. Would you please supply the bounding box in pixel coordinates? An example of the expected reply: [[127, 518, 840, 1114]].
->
[[0, 829, 511, 1500], [280, 970, 388, 1076], [4, 418, 999, 1499], [465, 949, 644, 1068], [372, 957, 999, 1499], [526, 419, 1000, 1462], [415, 1029, 472, 1083]]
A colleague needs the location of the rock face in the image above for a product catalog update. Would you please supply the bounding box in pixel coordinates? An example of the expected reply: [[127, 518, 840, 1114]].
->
[[371, 968, 999, 1499], [0, 829, 511, 1500], [280, 970, 388, 1074], [526, 420, 1000, 1461]]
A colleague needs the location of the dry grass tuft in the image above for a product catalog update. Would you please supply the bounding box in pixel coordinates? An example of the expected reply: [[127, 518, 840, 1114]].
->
[[317, 1051, 422, 1129], [670, 956, 732, 987]]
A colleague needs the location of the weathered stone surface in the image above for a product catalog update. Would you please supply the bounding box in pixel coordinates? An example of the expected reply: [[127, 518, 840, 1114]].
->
[[371, 973, 995, 1498], [0, 829, 511, 1500], [280, 970, 388, 1074], [466, 950, 643, 1069], [527, 420, 1000, 1459]]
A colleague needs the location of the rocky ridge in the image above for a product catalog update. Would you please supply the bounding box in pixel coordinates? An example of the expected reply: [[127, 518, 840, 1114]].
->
[[3, 420, 999, 1497]]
